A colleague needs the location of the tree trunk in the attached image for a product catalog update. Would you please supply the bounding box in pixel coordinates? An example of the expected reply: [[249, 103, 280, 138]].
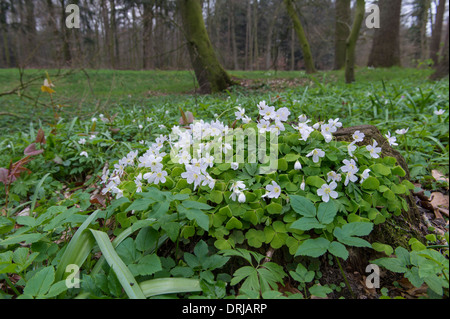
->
[[345, 0, 365, 83], [230, 0, 239, 70], [429, 0, 447, 65], [368, 0, 402, 68], [143, 0, 154, 70], [60, 0, 72, 66], [420, 0, 431, 61], [334, 0, 351, 70], [283, 0, 316, 74], [178, 0, 235, 94], [430, 18, 449, 80]]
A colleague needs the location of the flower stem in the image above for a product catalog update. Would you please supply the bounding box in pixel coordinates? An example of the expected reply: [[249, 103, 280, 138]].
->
[[334, 256, 356, 299]]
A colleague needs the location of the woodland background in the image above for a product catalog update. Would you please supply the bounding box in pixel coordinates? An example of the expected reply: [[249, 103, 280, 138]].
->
[[0, 0, 448, 73]]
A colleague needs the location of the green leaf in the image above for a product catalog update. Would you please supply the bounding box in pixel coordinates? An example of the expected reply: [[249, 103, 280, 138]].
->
[[266, 202, 283, 215], [391, 166, 406, 177], [309, 284, 333, 298], [328, 241, 349, 260], [226, 217, 243, 230], [333, 222, 373, 248], [23, 266, 55, 297], [372, 243, 394, 256], [361, 177, 380, 190], [295, 237, 330, 257], [54, 211, 100, 282], [135, 227, 159, 252], [370, 164, 391, 176], [179, 206, 210, 232], [316, 200, 337, 225], [290, 195, 316, 217], [129, 254, 162, 277], [139, 278, 201, 298], [245, 229, 265, 248], [0, 233, 46, 246], [89, 230, 146, 299], [289, 263, 315, 283], [182, 201, 213, 210], [371, 257, 408, 273], [290, 217, 324, 231], [306, 176, 327, 188], [125, 198, 156, 212]]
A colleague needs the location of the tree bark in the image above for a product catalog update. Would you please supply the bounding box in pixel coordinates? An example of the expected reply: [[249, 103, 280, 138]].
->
[[345, 0, 365, 83], [178, 0, 235, 94], [284, 0, 316, 74], [334, 0, 351, 70], [429, 0, 447, 65], [430, 18, 449, 80], [368, 0, 402, 68], [142, 0, 154, 70]]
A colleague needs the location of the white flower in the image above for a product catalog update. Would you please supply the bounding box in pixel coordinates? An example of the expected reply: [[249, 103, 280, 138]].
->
[[230, 181, 247, 193], [80, 151, 89, 158], [262, 181, 282, 199], [352, 131, 365, 143], [395, 128, 409, 135], [257, 119, 271, 133], [298, 114, 309, 123], [242, 115, 252, 124], [275, 107, 291, 122], [260, 105, 277, 120], [294, 160, 302, 170], [344, 172, 358, 186], [158, 124, 166, 130], [327, 171, 342, 183], [92, 118, 97, 122], [181, 167, 204, 190], [145, 170, 168, 185], [300, 178, 306, 191], [328, 118, 342, 130], [385, 132, 398, 147], [295, 123, 314, 141], [341, 159, 359, 174], [366, 140, 382, 159], [231, 162, 239, 170], [138, 124, 143, 129], [306, 149, 325, 163], [360, 169, 371, 184], [78, 138, 86, 145], [434, 109, 445, 116], [202, 174, 216, 190], [317, 182, 339, 203], [235, 107, 246, 120], [89, 135, 96, 140], [135, 173, 143, 193], [348, 142, 357, 158], [238, 192, 246, 203]]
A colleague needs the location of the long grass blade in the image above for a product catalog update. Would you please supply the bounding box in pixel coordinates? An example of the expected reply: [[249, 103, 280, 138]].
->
[[139, 278, 201, 298], [89, 229, 146, 299]]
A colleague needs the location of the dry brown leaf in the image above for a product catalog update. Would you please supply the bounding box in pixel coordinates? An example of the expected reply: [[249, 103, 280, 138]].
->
[[430, 192, 449, 210], [432, 170, 449, 184]]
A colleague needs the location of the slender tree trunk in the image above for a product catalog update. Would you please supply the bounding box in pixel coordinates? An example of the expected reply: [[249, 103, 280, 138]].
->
[[178, 0, 235, 93], [60, 0, 72, 66], [368, 0, 402, 68], [334, 0, 351, 70], [291, 27, 295, 70], [284, 0, 316, 74], [430, 17, 449, 80], [143, 0, 154, 69], [266, 3, 281, 70], [0, 0, 10, 67], [230, 0, 239, 70], [345, 0, 365, 83], [430, 0, 447, 65], [421, 0, 431, 60]]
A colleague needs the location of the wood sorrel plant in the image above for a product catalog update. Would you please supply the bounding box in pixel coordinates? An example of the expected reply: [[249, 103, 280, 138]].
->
[[99, 100, 414, 296]]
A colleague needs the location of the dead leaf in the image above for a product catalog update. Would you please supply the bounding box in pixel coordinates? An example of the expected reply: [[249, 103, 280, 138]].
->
[[432, 170, 449, 185], [90, 194, 106, 207], [179, 110, 194, 125], [35, 128, 46, 145], [430, 192, 449, 220], [24, 143, 44, 156]]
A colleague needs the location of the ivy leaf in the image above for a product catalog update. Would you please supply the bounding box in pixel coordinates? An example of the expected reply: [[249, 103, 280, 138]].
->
[[295, 237, 330, 258], [289, 195, 316, 217]]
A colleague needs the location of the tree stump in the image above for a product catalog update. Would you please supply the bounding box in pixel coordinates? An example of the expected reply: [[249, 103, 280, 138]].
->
[[334, 125, 425, 272]]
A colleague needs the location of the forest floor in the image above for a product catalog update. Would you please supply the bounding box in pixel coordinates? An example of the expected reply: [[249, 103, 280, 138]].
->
[[0, 67, 448, 300]]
